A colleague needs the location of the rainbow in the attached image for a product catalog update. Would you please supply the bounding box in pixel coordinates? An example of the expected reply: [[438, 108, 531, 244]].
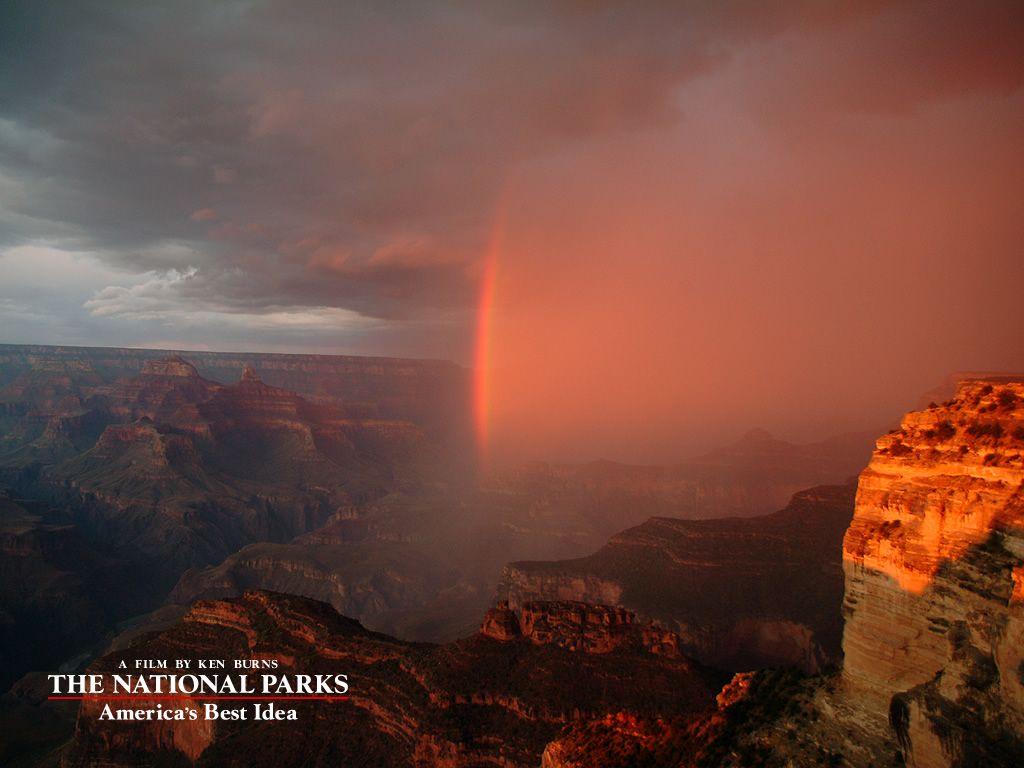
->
[[473, 204, 505, 465]]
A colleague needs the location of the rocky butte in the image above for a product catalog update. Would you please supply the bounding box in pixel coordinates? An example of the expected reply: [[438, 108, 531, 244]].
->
[[839, 377, 1024, 766], [61, 591, 722, 767], [500, 483, 856, 672]]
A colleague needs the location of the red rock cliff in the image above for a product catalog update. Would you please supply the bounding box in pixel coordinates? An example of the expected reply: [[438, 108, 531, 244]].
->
[[481, 600, 681, 657], [841, 378, 1024, 767]]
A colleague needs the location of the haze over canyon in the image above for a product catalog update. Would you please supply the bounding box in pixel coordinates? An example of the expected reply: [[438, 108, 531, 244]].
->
[[0, 345, 1020, 767], [1, 2, 1022, 766]]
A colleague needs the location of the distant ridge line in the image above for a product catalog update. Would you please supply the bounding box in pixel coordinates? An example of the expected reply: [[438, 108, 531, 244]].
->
[[0, 341, 463, 368]]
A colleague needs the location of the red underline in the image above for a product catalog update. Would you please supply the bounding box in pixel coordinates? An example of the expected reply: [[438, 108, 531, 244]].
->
[[48, 695, 350, 701]]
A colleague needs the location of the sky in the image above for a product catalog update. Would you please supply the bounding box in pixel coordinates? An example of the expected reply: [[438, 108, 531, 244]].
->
[[1, 1, 1023, 461]]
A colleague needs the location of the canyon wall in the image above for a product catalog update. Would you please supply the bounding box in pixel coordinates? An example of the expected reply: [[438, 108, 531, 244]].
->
[[62, 591, 719, 767], [501, 483, 856, 672], [0, 343, 471, 438], [532, 378, 1024, 767], [841, 378, 1024, 766]]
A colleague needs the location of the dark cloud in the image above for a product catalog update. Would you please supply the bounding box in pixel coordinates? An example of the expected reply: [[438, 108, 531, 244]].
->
[[0, 0, 1022, 367]]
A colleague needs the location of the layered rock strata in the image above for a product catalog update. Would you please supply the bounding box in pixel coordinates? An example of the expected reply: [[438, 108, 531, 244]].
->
[[840, 378, 1024, 766], [62, 591, 720, 767], [481, 600, 681, 656], [533, 378, 1024, 767], [0, 343, 471, 438], [501, 483, 856, 672]]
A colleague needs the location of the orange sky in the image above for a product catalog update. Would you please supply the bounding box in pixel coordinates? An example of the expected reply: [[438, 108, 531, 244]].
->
[[473, 8, 1024, 462], [1, 1, 1022, 465]]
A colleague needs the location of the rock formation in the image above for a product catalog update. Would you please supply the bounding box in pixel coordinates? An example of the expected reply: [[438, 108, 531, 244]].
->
[[168, 538, 453, 639], [530, 378, 1024, 767], [62, 591, 720, 767], [481, 600, 682, 656], [501, 483, 857, 672], [537, 669, 806, 768], [840, 377, 1024, 766], [13, 360, 428, 577], [0, 346, 873, 662], [588, 378, 1024, 768], [0, 343, 472, 441], [102, 355, 222, 425], [11, 346, 1022, 766], [0, 491, 141, 691], [0, 354, 448, 701]]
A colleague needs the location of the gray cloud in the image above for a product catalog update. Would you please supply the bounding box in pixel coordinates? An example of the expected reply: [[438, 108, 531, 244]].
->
[[0, 1, 1022, 361]]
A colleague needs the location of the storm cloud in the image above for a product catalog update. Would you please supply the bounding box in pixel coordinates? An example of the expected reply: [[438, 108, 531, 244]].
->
[[0, 1, 741, 348], [1, 1, 1022, 458]]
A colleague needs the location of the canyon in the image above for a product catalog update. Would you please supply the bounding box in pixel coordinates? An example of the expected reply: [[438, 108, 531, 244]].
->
[[0, 344, 871, 685], [501, 483, 856, 672], [0, 344, 471, 440], [537, 377, 1024, 767], [0, 491, 143, 692], [2, 356, 425, 581], [159, 425, 869, 646], [2, 344, 1022, 766], [0, 349, 454, 693]]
